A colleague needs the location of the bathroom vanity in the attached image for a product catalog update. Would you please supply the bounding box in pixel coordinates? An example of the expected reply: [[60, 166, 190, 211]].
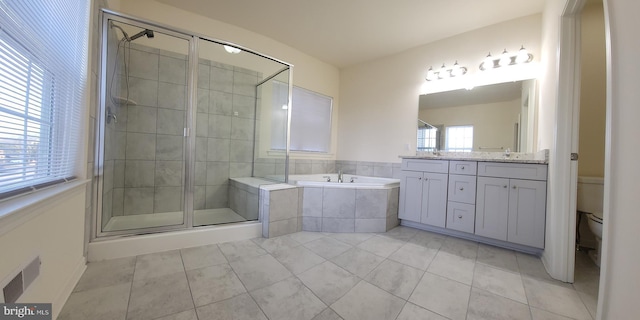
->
[[399, 153, 548, 253]]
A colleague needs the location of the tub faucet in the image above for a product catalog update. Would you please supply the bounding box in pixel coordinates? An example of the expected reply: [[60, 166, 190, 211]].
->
[[338, 170, 343, 183]]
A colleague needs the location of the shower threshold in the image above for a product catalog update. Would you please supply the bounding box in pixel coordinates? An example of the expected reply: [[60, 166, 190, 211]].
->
[[102, 208, 248, 232]]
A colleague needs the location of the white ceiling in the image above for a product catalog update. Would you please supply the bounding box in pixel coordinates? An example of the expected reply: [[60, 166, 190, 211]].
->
[[157, 0, 545, 68]]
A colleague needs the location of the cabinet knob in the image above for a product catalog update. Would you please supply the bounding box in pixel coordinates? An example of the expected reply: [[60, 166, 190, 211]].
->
[[459, 187, 464, 191], [418, 177, 422, 180], [458, 215, 463, 219], [512, 185, 517, 189], [503, 185, 508, 188], [461, 166, 465, 170]]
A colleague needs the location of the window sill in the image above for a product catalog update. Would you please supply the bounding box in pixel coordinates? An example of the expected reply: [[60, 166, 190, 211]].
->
[[0, 179, 90, 237]]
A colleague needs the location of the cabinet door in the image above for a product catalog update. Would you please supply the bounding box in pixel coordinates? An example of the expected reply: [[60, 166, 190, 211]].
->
[[475, 176, 509, 241], [508, 179, 547, 248], [398, 171, 424, 222], [420, 172, 448, 227]]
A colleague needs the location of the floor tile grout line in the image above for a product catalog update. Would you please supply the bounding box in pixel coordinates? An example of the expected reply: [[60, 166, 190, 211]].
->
[[124, 255, 138, 320], [178, 250, 199, 319], [226, 253, 271, 320]]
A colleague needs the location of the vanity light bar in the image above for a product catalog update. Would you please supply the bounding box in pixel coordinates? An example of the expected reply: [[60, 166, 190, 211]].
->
[[480, 46, 533, 71], [426, 61, 467, 81]]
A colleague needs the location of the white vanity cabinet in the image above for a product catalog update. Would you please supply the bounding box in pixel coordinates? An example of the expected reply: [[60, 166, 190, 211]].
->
[[446, 161, 477, 233], [399, 160, 449, 227], [399, 157, 548, 252], [475, 162, 548, 248]]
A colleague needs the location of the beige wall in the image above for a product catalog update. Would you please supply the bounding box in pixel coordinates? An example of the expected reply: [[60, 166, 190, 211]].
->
[[107, 0, 341, 159], [578, 2, 606, 178], [419, 99, 521, 151], [0, 188, 86, 318], [337, 14, 542, 163]]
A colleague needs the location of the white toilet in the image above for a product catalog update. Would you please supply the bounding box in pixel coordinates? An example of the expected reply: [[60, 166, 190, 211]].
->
[[577, 176, 604, 267]]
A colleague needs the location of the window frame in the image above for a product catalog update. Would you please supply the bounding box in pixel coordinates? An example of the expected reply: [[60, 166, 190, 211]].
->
[[445, 125, 474, 152]]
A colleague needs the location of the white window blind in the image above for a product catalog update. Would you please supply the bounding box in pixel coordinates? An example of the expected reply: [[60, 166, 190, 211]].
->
[[0, 0, 89, 199], [271, 82, 333, 153]]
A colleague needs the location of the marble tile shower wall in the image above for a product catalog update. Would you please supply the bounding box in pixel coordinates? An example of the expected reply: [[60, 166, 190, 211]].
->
[[103, 43, 189, 217], [194, 59, 261, 210], [99, 10, 125, 225], [102, 43, 264, 215]]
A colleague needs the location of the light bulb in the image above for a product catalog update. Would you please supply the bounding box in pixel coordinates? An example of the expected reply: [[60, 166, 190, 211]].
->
[[451, 61, 462, 77], [516, 46, 530, 64], [439, 64, 449, 79], [426, 67, 435, 81], [482, 53, 494, 70], [223, 45, 241, 54], [499, 49, 511, 67]]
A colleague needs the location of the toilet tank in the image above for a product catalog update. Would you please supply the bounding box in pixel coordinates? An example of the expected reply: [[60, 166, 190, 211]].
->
[[577, 176, 604, 215]]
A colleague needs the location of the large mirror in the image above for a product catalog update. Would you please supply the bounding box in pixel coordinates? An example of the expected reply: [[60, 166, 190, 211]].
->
[[418, 79, 536, 153]]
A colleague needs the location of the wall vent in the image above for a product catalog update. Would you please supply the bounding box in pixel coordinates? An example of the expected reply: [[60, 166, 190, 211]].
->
[[1, 256, 40, 303]]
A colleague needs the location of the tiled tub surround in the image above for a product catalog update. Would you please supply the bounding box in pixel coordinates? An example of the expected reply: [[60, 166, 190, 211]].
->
[[294, 175, 401, 233], [253, 159, 403, 179], [260, 184, 301, 238]]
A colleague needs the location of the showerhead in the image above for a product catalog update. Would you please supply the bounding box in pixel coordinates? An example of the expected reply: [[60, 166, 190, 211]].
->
[[129, 29, 154, 41]]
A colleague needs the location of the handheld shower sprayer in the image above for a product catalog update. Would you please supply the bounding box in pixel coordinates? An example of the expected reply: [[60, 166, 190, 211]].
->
[[109, 21, 154, 42], [129, 29, 154, 41]]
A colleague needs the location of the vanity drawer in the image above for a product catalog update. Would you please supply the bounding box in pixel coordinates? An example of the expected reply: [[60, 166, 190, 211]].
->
[[449, 161, 477, 175], [477, 162, 548, 181], [446, 202, 475, 233], [401, 159, 449, 173], [448, 174, 477, 204]]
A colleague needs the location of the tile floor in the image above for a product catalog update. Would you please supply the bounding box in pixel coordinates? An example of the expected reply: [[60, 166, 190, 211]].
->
[[59, 226, 600, 320]]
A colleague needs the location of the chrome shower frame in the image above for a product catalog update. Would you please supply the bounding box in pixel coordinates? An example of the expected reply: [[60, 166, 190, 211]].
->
[[93, 9, 293, 240]]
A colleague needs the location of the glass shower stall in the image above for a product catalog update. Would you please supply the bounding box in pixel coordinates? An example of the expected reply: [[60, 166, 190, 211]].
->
[[94, 10, 292, 238]]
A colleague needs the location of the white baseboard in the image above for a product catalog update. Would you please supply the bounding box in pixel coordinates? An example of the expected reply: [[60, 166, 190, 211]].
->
[[87, 222, 262, 262], [53, 256, 86, 320]]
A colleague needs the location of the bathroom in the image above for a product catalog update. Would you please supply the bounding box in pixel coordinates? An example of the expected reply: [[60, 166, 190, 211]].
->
[[2, 0, 636, 319], [90, 0, 600, 314]]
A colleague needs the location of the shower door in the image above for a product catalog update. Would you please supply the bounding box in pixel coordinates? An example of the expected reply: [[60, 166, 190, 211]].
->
[[97, 15, 192, 235]]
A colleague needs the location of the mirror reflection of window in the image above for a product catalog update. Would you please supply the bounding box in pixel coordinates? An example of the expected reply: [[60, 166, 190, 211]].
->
[[445, 125, 473, 152], [417, 120, 439, 151]]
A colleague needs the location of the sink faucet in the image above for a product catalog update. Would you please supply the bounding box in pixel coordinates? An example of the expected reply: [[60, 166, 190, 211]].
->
[[338, 170, 343, 183], [432, 148, 440, 156]]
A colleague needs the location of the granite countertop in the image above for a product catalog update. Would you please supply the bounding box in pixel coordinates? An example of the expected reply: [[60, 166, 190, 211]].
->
[[400, 149, 549, 164]]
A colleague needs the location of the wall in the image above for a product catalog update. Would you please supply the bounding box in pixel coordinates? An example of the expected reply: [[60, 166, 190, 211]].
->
[[107, 0, 341, 160], [418, 99, 521, 151], [337, 14, 542, 163], [578, 2, 606, 178], [0, 189, 86, 317], [599, 0, 640, 318]]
